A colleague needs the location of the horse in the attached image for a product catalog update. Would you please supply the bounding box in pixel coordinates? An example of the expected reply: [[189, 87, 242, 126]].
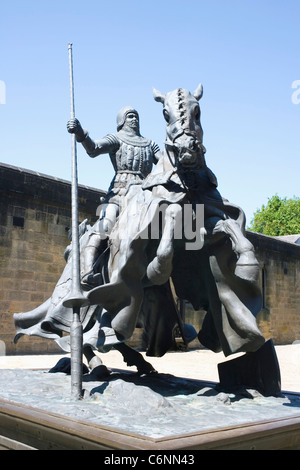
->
[[86, 84, 265, 359]]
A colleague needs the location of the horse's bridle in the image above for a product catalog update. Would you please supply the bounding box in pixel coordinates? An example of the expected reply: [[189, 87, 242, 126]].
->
[[165, 125, 206, 170]]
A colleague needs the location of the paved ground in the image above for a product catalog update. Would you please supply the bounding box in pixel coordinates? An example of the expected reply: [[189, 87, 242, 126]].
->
[[0, 343, 299, 392]]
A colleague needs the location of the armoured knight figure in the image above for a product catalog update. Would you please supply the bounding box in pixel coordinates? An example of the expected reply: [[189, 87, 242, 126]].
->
[[67, 107, 161, 284]]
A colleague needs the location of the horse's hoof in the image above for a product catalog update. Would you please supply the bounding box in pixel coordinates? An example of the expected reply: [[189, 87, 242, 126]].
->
[[89, 365, 111, 380], [235, 252, 260, 282], [137, 363, 157, 376]]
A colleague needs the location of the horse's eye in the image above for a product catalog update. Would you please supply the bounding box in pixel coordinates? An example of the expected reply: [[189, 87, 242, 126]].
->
[[194, 106, 200, 121], [163, 109, 170, 123]]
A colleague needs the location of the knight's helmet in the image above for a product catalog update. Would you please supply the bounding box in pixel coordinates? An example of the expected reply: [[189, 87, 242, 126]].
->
[[117, 106, 139, 131]]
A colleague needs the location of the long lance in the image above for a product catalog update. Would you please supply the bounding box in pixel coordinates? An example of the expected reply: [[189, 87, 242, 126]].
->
[[63, 43, 89, 400]]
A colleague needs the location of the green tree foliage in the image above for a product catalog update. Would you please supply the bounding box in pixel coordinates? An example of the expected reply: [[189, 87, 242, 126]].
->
[[248, 194, 300, 236]]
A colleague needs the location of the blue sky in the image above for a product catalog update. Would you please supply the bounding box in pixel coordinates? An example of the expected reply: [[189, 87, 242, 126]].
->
[[0, 0, 299, 226]]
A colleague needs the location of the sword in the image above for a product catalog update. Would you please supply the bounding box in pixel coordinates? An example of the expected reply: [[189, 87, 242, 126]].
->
[[63, 43, 89, 400]]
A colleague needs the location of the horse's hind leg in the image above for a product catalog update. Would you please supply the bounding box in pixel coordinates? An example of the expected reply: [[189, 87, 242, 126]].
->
[[83, 343, 156, 377], [114, 342, 157, 375]]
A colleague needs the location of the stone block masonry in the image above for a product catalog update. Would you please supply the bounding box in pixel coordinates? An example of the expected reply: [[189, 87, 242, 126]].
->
[[246, 232, 300, 345]]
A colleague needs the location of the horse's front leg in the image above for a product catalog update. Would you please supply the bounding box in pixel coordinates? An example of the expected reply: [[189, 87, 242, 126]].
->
[[146, 204, 182, 285], [212, 219, 259, 282]]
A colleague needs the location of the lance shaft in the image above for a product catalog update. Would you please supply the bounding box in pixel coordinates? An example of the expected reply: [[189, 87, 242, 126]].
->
[[63, 43, 89, 400], [68, 43, 81, 298]]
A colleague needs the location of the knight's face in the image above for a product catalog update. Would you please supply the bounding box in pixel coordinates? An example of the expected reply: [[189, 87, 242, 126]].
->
[[124, 112, 139, 132]]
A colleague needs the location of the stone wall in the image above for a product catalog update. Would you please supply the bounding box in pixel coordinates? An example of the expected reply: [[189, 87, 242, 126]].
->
[[0, 163, 104, 355], [247, 231, 300, 345]]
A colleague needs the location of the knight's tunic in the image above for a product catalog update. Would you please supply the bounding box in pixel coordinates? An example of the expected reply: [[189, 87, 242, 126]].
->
[[81, 129, 160, 205], [109, 131, 159, 192]]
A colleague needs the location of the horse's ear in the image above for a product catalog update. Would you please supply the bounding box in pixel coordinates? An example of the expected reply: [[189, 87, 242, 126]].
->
[[193, 83, 203, 101], [153, 88, 165, 104]]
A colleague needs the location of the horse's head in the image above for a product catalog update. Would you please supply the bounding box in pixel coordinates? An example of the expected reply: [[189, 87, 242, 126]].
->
[[153, 84, 205, 168]]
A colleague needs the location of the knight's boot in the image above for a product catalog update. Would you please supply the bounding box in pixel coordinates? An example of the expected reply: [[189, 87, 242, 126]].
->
[[81, 245, 100, 286]]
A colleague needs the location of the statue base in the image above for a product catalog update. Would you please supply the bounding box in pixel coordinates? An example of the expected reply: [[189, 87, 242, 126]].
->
[[0, 358, 299, 450], [0, 390, 300, 450]]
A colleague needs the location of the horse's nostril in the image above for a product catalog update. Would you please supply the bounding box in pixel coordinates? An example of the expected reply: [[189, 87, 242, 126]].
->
[[188, 139, 197, 151]]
